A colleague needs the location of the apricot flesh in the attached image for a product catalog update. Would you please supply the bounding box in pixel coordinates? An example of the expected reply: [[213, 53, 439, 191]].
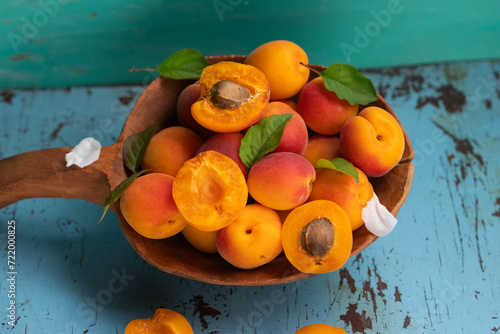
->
[[120, 173, 187, 239], [191, 61, 270, 133], [172, 150, 248, 231], [281, 200, 352, 274], [124, 308, 194, 334]]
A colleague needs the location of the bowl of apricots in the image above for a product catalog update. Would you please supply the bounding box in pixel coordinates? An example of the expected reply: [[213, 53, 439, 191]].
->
[[0, 40, 414, 286]]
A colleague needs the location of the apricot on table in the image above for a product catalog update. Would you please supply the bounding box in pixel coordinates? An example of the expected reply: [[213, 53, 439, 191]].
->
[[125, 308, 194, 334], [244, 40, 310, 100], [191, 61, 270, 133], [263, 101, 309, 156], [247, 152, 316, 211], [172, 150, 248, 231], [308, 167, 374, 231], [176, 82, 216, 140], [281, 200, 353, 274], [181, 223, 218, 254], [294, 323, 347, 334], [216, 204, 282, 269], [196, 132, 248, 177], [304, 134, 342, 167], [141, 126, 203, 177], [297, 77, 359, 135], [120, 173, 187, 239], [340, 106, 405, 177]]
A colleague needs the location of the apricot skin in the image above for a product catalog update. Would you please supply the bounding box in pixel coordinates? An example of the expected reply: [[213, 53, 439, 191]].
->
[[216, 204, 283, 269], [304, 135, 341, 167], [263, 101, 309, 156], [244, 40, 309, 100], [172, 150, 248, 232], [141, 126, 203, 177], [247, 152, 316, 211], [294, 324, 347, 334], [197, 132, 248, 178], [308, 167, 374, 231], [340, 106, 405, 177], [297, 77, 359, 135], [182, 224, 218, 254], [176, 82, 216, 140], [120, 173, 187, 240]]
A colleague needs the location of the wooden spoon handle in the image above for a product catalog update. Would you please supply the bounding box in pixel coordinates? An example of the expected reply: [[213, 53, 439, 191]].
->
[[0, 145, 118, 209]]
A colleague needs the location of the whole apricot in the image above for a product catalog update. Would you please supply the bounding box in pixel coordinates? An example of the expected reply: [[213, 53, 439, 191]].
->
[[216, 204, 283, 269], [340, 106, 405, 177], [263, 101, 309, 156], [294, 323, 347, 334], [191, 61, 270, 133], [120, 173, 187, 239], [182, 224, 218, 254], [245, 40, 310, 100], [281, 200, 352, 274], [308, 167, 374, 231], [304, 134, 342, 167], [142, 126, 203, 177], [196, 132, 248, 177], [297, 77, 359, 135], [247, 152, 316, 211], [172, 150, 248, 231]]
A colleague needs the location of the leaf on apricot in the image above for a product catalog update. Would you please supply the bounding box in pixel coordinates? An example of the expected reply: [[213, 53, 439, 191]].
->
[[123, 124, 156, 173], [316, 158, 359, 182], [129, 49, 210, 80], [320, 64, 377, 105], [97, 170, 149, 224], [239, 113, 293, 169]]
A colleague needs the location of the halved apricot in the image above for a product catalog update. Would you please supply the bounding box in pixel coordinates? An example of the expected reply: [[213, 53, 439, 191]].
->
[[172, 150, 248, 231], [191, 61, 270, 132], [281, 200, 353, 274]]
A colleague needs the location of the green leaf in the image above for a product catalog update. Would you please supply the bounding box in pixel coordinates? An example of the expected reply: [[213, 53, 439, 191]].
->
[[316, 158, 359, 182], [239, 113, 293, 169], [319, 63, 377, 105], [123, 124, 156, 173], [97, 170, 149, 223], [156, 48, 210, 79]]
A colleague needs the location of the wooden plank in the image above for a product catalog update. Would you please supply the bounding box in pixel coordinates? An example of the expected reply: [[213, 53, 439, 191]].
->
[[1, 0, 500, 88]]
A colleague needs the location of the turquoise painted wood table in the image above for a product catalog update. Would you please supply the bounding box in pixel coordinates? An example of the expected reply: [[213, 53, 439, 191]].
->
[[1, 58, 500, 333]]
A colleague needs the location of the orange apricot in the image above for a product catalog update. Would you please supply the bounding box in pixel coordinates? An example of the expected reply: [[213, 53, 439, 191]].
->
[[281, 200, 353, 274], [340, 106, 405, 177], [308, 167, 374, 231], [263, 101, 309, 156], [294, 323, 347, 334], [191, 61, 270, 133], [120, 173, 187, 239], [216, 204, 283, 269], [125, 308, 194, 334], [181, 224, 218, 254], [142, 126, 203, 177], [304, 135, 342, 167], [172, 150, 248, 231], [244, 40, 310, 100]]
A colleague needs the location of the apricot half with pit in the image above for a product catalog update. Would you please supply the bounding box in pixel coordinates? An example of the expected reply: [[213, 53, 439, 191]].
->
[[191, 61, 270, 133], [281, 200, 353, 274], [172, 150, 248, 231]]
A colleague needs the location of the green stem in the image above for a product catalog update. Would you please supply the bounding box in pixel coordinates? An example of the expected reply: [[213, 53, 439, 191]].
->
[[299, 62, 322, 76]]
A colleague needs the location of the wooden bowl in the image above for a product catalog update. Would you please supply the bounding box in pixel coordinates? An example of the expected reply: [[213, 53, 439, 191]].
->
[[0, 56, 414, 286]]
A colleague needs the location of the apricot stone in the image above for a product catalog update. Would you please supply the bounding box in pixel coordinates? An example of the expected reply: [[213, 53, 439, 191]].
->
[[142, 126, 203, 177], [247, 152, 316, 211], [216, 204, 282, 269], [172, 150, 248, 231], [120, 173, 187, 239]]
